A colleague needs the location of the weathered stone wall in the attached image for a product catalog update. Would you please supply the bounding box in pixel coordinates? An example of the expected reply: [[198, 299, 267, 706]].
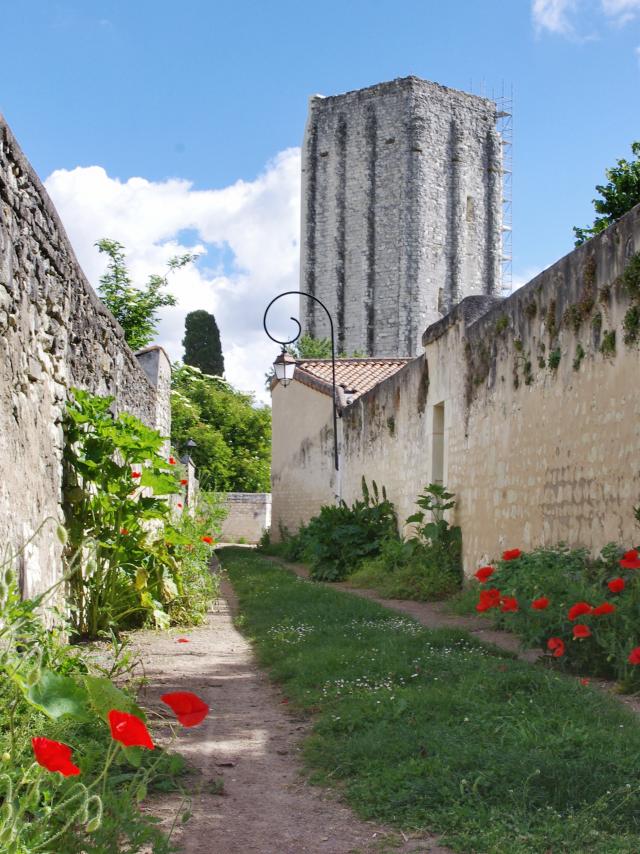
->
[[300, 76, 502, 358], [220, 493, 272, 544], [0, 115, 171, 597], [274, 203, 640, 574]]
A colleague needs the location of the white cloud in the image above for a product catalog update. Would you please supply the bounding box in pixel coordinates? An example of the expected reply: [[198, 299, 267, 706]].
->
[[601, 0, 640, 24], [532, 0, 640, 38], [532, 0, 578, 34], [44, 149, 302, 405]]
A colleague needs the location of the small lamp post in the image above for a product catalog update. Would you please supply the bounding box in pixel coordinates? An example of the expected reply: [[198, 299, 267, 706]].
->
[[263, 290, 339, 471], [180, 437, 197, 465], [272, 349, 297, 387]]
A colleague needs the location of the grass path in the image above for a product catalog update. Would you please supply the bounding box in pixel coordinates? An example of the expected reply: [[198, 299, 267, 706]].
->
[[132, 565, 444, 853], [222, 547, 640, 854]]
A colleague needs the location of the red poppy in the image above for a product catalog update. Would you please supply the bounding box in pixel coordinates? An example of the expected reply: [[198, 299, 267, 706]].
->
[[161, 692, 209, 727], [120, 528, 129, 535], [500, 596, 519, 613], [108, 710, 154, 750], [177, 503, 183, 509], [628, 647, 640, 665], [532, 596, 550, 610], [177, 638, 190, 643], [568, 602, 592, 621], [620, 549, 640, 569], [580, 678, 590, 686], [131, 471, 142, 479], [608, 577, 625, 593], [502, 548, 522, 561], [180, 479, 188, 486], [592, 602, 616, 616], [201, 536, 214, 544], [168, 456, 176, 465], [32, 737, 80, 777], [573, 624, 591, 639], [547, 637, 566, 657], [474, 566, 494, 583], [476, 588, 501, 612]]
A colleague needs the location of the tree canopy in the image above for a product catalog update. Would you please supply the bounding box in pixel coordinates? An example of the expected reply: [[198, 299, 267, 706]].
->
[[172, 364, 271, 493], [183, 309, 225, 376], [573, 141, 640, 245], [96, 239, 196, 350]]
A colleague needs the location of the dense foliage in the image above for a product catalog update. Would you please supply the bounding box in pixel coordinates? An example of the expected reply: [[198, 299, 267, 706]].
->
[[265, 483, 462, 598], [183, 309, 224, 376], [63, 388, 222, 638], [350, 484, 462, 599], [0, 543, 188, 853], [224, 549, 640, 854], [171, 363, 271, 492], [573, 141, 640, 245], [96, 238, 195, 351], [272, 479, 398, 582], [461, 542, 640, 691]]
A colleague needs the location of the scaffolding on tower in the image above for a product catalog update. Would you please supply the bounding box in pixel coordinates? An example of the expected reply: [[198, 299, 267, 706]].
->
[[496, 85, 513, 296]]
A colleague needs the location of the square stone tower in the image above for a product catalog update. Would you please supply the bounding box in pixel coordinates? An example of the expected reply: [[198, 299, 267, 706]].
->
[[299, 76, 503, 357]]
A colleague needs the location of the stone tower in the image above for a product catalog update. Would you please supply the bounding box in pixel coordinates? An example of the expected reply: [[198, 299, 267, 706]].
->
[[299, 76, 503, 357]]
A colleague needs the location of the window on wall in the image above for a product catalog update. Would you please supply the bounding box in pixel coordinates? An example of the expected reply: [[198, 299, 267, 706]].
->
[[432, 402, 445, 486]]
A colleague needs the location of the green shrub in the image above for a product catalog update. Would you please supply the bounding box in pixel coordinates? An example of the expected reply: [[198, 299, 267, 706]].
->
[[467, 543, 640, 689], [304, 479, 398, 581], [63, 388, 185, 638], [167, 491, 226, 625], [0, 541, 184, 853], [350, 538, 460, 600], [350, 484, 463, 601], [63, 389, 222, 638]]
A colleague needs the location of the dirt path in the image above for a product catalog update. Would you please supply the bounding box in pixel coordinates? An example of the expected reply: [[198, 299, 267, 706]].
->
[[264, 555, 640, 716], [132, 577, 451, 854]]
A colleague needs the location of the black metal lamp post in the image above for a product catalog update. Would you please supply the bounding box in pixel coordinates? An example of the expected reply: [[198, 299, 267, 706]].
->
[[263, 290, 339, 471], [180, 437, 197, 465]]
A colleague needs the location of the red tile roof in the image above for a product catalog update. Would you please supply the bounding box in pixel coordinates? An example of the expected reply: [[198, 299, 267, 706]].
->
[[293, 358, 411, 403]]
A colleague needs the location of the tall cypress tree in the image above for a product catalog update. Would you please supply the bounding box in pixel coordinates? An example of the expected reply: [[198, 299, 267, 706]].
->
[[182, 310, 225, 376]]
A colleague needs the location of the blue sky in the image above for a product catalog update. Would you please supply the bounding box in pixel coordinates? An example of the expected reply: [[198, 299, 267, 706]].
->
[[2, 0, 639, 400]]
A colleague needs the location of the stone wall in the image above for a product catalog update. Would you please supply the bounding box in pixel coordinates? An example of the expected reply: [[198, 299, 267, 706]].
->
[[300, 76, 502, 357], [0, 115, 171, 597], [273, 202, 640, 574], [220, 493, 272, 544]]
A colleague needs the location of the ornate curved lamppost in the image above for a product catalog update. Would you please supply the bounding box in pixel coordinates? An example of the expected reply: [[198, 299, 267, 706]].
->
[[263, 290, 339, 471]]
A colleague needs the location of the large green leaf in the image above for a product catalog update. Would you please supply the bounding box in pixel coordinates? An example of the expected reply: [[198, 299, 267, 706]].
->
[[140, 469, 180, 495], [83, 675, 145, 722], [27, 670, 91, 721]]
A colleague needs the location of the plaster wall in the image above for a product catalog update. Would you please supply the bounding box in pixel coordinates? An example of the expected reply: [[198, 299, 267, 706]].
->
[[270, 379, 337, 539], [274, 203, 640, 574]]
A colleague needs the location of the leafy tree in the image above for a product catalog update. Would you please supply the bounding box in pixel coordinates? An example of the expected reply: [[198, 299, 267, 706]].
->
[[183, 309, 225, 375], [574, 141, 640, 245], [96, 239, 196, 350], [172, 364, 271, 492], [289, 333, 333, 358]]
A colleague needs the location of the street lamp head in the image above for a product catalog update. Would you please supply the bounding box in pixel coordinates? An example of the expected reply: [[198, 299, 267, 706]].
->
[[273, 349, 297, 387], [184, 438, 197, 450]]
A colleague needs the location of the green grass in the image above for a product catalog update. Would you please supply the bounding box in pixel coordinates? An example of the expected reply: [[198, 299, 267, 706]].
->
[[221, 548, 640, 854]]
